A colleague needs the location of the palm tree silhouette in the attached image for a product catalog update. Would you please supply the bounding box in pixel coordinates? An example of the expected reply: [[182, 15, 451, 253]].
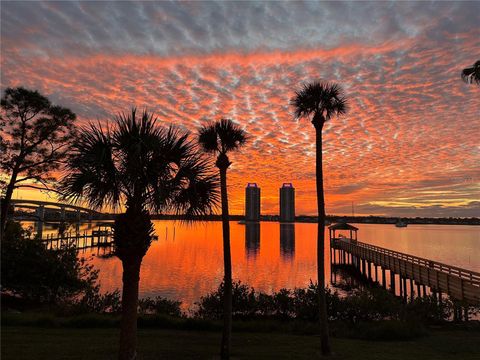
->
[[60, 109, 218, 360], [292, 81, 347, 356], [461, 60, 480, 85], [198, 119, 247, 359]]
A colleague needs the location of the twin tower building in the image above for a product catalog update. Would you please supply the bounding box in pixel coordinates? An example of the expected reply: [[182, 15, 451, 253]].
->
[[245, 183, 295, 223]]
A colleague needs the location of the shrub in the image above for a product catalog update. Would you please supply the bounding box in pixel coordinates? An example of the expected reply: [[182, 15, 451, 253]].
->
[[337, 287, 402, 323], [193, 280, 441, 328], [193, 281, 257, 319], [65, 288, 122, 315], [405, 295, 452, 323], [1, 221, 98, 305], [138, 296, 183, 317]]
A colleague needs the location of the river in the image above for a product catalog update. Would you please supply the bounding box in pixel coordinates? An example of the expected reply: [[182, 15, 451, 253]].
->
[[25, 220, 480, 309]]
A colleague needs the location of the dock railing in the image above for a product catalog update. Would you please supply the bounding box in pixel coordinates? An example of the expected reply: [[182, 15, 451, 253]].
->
[[37, 230, 114, 250], [332, 238, 480, 304]]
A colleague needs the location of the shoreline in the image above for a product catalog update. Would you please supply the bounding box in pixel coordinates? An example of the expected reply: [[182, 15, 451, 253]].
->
[[14, 214, 480, 226]]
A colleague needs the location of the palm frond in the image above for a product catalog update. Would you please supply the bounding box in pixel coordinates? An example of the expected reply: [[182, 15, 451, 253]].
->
[[169, 154, 220, 218], [161, 126, 194, 165], [198, 122, 220, 153], [461, 60, 480, 85], [198, 118, 247, 155], [59, 122, 120, 210], [291, 81, 348, 121], [215, 118, 247, 153], [61, 108, 220, 221]]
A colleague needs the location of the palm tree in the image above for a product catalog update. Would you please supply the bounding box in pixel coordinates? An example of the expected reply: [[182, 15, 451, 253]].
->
[[291, 81, 347, 356], [461, 60, 480, 85], [198, 119, 247, 359], [60, 109, 218, 360]]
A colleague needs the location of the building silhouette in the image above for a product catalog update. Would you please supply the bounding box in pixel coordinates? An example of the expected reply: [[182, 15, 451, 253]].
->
[[279, 183, 295, 223], [245, 183, 260, 222], [280, 223, 295, 260], [245, 222, 260, 258]]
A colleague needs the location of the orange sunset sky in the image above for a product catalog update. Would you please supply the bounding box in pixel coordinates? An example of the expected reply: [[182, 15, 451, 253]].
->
[[1, 1, 479, 217]]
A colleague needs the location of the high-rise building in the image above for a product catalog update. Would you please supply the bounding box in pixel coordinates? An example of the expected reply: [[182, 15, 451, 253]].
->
[[280, 183, 295, 223], [245, 183, 260, 222]]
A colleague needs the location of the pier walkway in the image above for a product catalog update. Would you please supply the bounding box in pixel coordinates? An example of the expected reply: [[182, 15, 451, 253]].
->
[[329, 223, 480, 306]]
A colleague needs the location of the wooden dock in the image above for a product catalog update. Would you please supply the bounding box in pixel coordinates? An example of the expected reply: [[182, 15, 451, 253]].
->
[[331, 237, 480, 305], [39, 229, 114, 251]]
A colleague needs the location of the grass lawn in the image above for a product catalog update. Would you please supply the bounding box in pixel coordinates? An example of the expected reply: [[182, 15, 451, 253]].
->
[[2, 326, 480, 359]]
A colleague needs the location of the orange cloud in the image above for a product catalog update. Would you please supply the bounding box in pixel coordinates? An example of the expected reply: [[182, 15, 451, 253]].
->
[[2, 31, 479, 217]]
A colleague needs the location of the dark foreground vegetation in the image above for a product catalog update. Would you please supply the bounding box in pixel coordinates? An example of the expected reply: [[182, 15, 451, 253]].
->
[[3, 218, 480, 359], [3, 280, 480, 359], [3, 325, 480, 360]]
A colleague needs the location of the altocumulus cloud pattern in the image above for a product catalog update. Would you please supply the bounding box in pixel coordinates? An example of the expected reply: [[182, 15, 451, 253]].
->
[[1, 1, 479, 217]]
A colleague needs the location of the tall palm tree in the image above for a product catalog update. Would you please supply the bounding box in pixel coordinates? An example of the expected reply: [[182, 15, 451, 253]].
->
[[461, 60, 480, 85], [291, 81, 347, 356], [198, 119, 247, 359], [60, 109, 218, 360]]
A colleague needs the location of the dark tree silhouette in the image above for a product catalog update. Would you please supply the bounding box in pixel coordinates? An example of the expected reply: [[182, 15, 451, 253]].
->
[[198, 119, 247, 359], [60, 109, 218, 360], [292, 81, 347, 356], [461, 60, 480, 85], [0, 87, 76, 237]]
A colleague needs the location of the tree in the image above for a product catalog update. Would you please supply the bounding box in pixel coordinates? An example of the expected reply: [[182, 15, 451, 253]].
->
[[198, 119, 247, 359], [291, 81, 347, 356], [60, 109, 219, 360], [0, 87, 76, 236], [461, 60, 480, 85]]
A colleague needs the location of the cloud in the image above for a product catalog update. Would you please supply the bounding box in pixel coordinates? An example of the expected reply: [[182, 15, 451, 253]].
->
[[1, 1, 479, 217], [2, 1, 479, 57]]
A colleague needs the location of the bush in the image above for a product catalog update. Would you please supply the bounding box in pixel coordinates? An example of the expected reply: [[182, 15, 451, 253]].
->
[[336, 287, 402, 323], [138, 296, 183, 317], [64, 288, 122, 315], [292, 282, 323, 321], [194, 281, 257, 319], [194, 281, 344, 321], [193, 280, 441, 330], [405, 295, 452, 323], [1, 221, 98, 306]]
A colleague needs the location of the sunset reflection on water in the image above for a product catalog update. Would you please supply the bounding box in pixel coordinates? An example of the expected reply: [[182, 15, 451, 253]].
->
[[82, 221, 480, 310]]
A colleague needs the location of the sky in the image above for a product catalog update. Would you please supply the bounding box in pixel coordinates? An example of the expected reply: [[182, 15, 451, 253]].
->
[[1, 1, 479, 217]]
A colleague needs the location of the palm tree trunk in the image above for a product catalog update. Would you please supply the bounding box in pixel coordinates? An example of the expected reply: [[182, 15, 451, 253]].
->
[[219, 166, 233, 359], [118, 256, 142, 360], [315, 122, 331, 356]]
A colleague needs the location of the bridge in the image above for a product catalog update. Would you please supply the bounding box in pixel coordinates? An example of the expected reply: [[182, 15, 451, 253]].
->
[[10, 199, 100, 221], [329, 223, 480, 309]]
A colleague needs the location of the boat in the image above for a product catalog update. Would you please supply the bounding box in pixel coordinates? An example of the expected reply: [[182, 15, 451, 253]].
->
[[395, 220, 408, 228]]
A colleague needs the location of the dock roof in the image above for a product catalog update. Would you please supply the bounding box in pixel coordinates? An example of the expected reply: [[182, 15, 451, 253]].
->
[[328, 222, 359, 231]]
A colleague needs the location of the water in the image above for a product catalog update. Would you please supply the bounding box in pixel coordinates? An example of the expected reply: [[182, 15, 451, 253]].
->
[[23, 220, 479, 308], [68, 221, 478, 310]]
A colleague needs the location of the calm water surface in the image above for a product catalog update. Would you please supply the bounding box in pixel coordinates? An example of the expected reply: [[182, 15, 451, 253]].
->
[[75, 221, 479, 309]]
